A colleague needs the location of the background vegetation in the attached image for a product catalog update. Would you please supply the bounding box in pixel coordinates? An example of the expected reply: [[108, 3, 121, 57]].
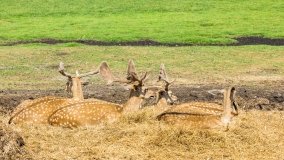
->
[[0, 0, 283, 44], [0, 44, 283, 89]]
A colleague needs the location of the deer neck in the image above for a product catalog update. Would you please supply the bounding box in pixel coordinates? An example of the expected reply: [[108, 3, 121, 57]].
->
[[156, 97, 169, 110], [122, 89, 144, 113], [222, 90, 233, 118], [123, 96, 143, 113], [71, 77, 84, 101]]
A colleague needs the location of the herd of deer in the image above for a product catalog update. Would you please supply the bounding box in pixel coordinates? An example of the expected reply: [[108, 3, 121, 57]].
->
[[8, 60, 239, 130]]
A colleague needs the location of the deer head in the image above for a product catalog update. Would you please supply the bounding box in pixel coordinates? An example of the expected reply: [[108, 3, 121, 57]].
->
[[59, 62, 113, 100], [113, 60, 150, 112], [146, 64, 177, 106], [223, 87, 239, 116], [208, 87, 239, 116]]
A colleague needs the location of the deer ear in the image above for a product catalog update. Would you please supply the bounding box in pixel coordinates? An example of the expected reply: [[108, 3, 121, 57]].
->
[[123, 81, 140, 90], [99, 62, 114, 84]]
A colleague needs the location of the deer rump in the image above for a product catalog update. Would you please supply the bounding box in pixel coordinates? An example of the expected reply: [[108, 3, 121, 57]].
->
[[9, 96, 73, 124]]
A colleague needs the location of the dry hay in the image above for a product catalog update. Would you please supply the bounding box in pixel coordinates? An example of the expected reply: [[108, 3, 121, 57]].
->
[[0, 116, 31, 159], [0, 109, 284, 160]]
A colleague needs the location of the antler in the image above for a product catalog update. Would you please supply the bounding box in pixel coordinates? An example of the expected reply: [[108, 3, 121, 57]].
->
[[126, 60, 140, 82], [58, 62, 73, 92], [114, 60, 149, 85], [59, 61, 114, 92], [59, 61, 114, 80], [158, 64, 168, 82], [58, 62, 73, 78], [158, 64, 175, 91], [77, 69, 99, 78]]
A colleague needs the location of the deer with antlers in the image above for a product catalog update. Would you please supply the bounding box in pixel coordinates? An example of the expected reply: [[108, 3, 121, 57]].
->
[[145, 64, 177, 113], [48, 60, 151, 128], [145, 64, 239, 129], [9, 62, 112, 125], [157, 86, 239, 129]]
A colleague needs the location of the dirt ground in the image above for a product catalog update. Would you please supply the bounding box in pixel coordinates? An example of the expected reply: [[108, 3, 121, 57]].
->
[[1, 84, 283, 113], [2, 36, 284, 46]]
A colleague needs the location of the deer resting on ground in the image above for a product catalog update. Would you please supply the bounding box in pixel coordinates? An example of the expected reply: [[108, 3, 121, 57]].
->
[[157, 86, 239, 129], [9, 62, 112, 125], [48, 60, 151, 128]]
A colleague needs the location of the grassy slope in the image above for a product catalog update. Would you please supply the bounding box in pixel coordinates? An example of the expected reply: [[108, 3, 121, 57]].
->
[[0, 44, 283, 90], [0, 0, 283, 44]]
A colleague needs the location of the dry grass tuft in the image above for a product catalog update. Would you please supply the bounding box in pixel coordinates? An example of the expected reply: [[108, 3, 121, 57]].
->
[[0, 115, 31, 160], [0, 109, 283, 159]]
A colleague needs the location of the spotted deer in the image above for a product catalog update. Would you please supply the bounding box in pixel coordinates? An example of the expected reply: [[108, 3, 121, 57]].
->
[[9, 62, 112, 125], [145, 64, 177, 113], [48, 60, 151, 128], [157, 87, 239, 129]]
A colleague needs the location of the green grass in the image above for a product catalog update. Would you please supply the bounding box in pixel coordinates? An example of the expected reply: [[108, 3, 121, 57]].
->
[[0, 44, 283, 89], [0, 0, 283, 44]]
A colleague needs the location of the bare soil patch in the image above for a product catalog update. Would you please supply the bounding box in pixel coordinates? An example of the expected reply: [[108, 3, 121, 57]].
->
[[1, 84, 283, 112], [1, 37, 284, 46]]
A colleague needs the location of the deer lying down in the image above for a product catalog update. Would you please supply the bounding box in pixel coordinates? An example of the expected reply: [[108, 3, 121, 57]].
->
[[157, 87, 239, 129], [145, 64, 177, 113], [48, 60, 151, 128], [9, 62, 112, 125]]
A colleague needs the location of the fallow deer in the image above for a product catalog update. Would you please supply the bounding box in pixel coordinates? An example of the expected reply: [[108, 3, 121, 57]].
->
[[157, 87, 239, 129], [48, 60, 151, 128], [145, 64, 177, 113], [9, 62, 112, 125]]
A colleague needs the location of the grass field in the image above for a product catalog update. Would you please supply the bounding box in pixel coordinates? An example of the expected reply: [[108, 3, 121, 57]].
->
[[0, 0, 283, 44], [0, 44, 283, 90]]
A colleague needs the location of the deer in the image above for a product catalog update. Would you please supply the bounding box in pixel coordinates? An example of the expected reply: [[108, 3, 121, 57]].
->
[[9, 61, 112, 125], [145, 64, 177, 114], [48, 60, 152, 128], [157, 86, 239, 129]]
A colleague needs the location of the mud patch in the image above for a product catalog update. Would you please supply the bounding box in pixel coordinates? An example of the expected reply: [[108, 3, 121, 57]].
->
[[0, 84, 283, 112], [1, 37, 284, 46], [235, 37, 284, 46]]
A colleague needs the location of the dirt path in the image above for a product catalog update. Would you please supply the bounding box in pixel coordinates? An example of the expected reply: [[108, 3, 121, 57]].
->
[[0, 84, 283, 112]]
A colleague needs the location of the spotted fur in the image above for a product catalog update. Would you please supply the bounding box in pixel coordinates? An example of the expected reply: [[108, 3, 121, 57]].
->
[[157, 87, 239, 129]]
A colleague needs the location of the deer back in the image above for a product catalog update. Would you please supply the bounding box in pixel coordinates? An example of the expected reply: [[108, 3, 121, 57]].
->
[[48, 101, 123, 128], [157, 87, 239, 129], [9, 97, 76, 124], [157, 112, 223, 129]]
